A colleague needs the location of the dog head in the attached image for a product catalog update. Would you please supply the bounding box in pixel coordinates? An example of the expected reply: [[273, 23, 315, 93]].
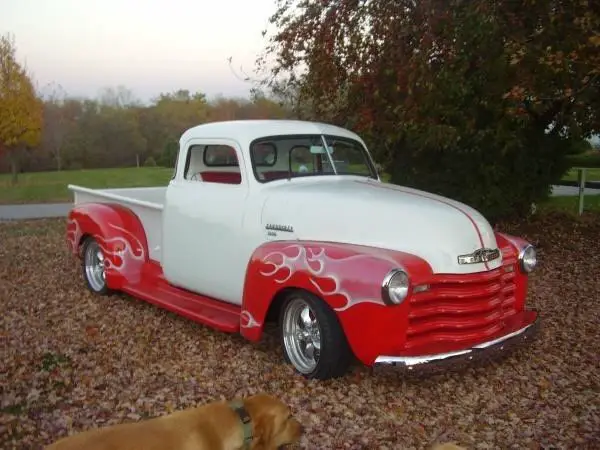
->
[[241, 393, 303, 450], [430, 443, 468, 450]]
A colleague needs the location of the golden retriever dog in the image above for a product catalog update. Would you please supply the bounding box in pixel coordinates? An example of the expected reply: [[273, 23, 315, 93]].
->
[[46, 393, 303, 450], [431, 444, 468, 450]]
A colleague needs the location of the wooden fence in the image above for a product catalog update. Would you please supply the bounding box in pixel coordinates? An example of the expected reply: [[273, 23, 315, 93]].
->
[[554, 168, 600, 215]]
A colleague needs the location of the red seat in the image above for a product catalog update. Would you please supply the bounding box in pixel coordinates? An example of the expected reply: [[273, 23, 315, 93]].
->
[[200, 171, 241, 184], [262, 171, 289, 181]]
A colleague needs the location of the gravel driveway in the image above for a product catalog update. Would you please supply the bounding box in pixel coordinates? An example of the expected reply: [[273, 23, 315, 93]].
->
[[1, 216, 598, 449], [0, 203, 72, 221]]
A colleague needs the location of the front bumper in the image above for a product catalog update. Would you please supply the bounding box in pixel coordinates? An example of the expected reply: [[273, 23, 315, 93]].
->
[[373, 310, 540, 373]]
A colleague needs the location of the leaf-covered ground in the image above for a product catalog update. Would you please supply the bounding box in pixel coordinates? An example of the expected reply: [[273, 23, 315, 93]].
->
[[1, 215, 599, 449]]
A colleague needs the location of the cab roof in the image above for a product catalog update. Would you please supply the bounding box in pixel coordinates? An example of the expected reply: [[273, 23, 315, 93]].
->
[[179, 119, 365, 147]]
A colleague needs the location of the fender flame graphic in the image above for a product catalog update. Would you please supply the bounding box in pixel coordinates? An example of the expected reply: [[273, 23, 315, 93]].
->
[[260, 245, 398, 312], [67, 219, 145, 284], [240, 310, 261, 328], [66, 219, 82, 254], [95, 223, 145, 283]]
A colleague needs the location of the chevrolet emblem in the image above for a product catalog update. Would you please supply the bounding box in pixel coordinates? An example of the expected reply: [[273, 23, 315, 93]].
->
[[457, 248, 500, 265]]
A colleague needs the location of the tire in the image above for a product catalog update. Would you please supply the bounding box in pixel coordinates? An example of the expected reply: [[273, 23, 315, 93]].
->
[[81, 237, 111, 296], [278, 289, 353, 380]]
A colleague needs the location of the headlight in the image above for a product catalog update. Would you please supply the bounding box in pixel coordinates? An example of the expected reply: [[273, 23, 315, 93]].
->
[[518, 244, 537, 273], [381, 269, 410, 305]]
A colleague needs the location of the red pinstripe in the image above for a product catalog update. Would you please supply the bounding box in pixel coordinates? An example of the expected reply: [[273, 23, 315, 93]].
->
[[357, 180, 491, 270]]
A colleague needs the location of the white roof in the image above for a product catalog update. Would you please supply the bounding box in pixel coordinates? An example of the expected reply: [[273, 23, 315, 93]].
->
[[179, 119, 364, 147]]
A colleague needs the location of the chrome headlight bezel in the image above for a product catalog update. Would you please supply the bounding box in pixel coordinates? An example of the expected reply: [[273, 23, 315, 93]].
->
[[518, 244, 537, 273], [381, 269, 410, 306]]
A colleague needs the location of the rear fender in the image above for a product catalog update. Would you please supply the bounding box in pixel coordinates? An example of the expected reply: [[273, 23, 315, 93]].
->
[[66, 203, 149, 290], [239, 240, 433, 365]]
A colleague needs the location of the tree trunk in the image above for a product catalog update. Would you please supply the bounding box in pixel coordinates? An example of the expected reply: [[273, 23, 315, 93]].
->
[[56, 147, 62, 171], [8, 151, 19, 186]]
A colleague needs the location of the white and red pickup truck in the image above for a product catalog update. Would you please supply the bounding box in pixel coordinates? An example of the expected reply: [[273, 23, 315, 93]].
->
[[66, 119, 540, 380]]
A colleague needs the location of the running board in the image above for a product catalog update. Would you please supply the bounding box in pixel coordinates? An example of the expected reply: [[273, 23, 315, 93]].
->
[[120, 262, 241, 333]]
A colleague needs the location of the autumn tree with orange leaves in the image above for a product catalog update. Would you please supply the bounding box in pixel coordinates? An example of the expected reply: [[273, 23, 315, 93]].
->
[[258, 0, 600, 220], [0, 33, 43, 185]]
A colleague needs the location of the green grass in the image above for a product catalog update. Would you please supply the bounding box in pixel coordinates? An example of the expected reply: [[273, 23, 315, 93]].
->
[[0, 167, 174, 204], [562, 167, 600, 182], [376, 170, 599, 216], [1, 166, 598, 214], [538, 194, 600, 215], [379, 172, 391, 182], [379, 169, 599, 184]]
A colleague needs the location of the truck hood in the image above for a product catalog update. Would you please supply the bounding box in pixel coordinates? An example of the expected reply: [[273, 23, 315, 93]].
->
[[260, 178, 501, 274]]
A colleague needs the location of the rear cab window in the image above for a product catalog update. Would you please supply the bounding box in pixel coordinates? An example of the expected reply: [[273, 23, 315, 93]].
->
[[183, 144, 242, 185]]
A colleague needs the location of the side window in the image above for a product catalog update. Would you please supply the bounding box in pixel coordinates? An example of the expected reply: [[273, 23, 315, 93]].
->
[[184, 144, 242, 185], [171, 148, 179, 180], [169, 141, 180, 180], [204, 145, 239, 167]]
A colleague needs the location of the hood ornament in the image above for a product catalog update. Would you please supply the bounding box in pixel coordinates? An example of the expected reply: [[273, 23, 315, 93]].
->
[[457, 248, 500, 265]]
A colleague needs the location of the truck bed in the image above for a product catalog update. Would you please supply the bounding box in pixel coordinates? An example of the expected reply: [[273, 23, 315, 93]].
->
[[68, 184, 165, 262], [69, 184, 166, 209]]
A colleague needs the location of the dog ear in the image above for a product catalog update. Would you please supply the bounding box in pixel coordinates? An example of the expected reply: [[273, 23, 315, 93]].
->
[[250, 412, 275, 450]]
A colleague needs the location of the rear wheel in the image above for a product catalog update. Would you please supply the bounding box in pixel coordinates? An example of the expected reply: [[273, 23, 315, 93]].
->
[[279, 290, 353, 380], [81, 237, 111, 295]]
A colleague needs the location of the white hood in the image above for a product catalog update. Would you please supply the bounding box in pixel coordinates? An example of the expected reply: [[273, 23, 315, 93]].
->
[[260, 178, 501, 274]]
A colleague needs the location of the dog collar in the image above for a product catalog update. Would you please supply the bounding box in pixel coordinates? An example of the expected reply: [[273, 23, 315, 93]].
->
[[229, 400, 253, 449]]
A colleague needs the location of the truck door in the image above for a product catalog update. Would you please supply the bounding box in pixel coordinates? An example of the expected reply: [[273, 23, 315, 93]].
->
[[161, 138, 250, 305]]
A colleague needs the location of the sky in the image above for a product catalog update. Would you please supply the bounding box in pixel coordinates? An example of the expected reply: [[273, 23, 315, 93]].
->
[[1, 0, 279, 103]]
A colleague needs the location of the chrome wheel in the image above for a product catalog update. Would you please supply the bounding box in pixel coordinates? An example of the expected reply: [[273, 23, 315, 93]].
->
[[84, 239, 106, 292], [282, 297, 321, 374]]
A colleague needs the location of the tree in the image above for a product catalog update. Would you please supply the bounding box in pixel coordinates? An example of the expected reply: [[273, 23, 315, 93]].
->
[[98, 85, 141, 109], [258, 0, 600, 220], [138, 89, 210, 161], [501, 0, 600, 137], [40, 82, 70, 171], [59, 99, 99, 169], [97, 105, 147, 168], [0, 33, 43, 184], [208, 95, 240, 121]]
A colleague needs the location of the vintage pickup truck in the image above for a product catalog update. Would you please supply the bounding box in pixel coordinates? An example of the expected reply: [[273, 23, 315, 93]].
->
[[66, 119, 540, 380]]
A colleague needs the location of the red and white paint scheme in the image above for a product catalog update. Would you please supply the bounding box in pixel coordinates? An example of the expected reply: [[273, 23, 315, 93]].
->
[[65, 120, 540, 380]]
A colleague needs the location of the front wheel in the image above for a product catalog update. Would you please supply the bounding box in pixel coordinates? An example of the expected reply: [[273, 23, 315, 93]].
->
[[81, 237, 111, 295], [279, 290, 353, 380]]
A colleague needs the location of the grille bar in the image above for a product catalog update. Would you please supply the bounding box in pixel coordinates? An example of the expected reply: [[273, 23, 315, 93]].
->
[[405, 246, 518, 349]]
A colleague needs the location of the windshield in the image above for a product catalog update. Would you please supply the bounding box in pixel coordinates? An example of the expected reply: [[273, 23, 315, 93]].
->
[[250, 134, 378, 183]]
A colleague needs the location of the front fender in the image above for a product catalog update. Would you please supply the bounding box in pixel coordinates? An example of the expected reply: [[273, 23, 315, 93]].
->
[[494, 231, 532, 311], [66, 203, 149, 290], [239, 240, 433, 365]]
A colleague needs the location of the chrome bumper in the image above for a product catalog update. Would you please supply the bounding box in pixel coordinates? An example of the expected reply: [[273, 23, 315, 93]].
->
[[373, 314, 540, 373]]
